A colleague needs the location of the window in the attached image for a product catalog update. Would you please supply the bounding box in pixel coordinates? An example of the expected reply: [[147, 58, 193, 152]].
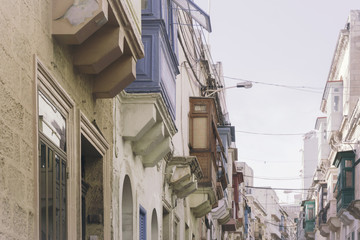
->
[[334, 96, 339, 112], [39, 92, 67, 240], [140, 206, 147, 240], [305, 202, 315, 221]]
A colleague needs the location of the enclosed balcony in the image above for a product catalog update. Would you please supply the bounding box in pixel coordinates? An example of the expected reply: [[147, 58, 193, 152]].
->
[[188, 97, 223, 217], [333, 150, 355, 213], [304, 200, 315, 239], [321, 81, 343, 138]]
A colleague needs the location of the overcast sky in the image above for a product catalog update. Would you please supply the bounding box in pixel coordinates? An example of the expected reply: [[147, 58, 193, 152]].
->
[[195, 0, 359, 203]]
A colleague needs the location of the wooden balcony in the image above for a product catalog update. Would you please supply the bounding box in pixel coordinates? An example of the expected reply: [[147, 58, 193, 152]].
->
[[188, 97, 224, 217]]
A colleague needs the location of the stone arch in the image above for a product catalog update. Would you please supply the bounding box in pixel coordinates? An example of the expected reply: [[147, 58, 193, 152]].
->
[[122, 175, 133, 239], [151, 209, 158, 240]]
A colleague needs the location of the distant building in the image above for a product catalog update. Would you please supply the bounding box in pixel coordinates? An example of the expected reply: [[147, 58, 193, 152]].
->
[[301, 131, 318, 200]]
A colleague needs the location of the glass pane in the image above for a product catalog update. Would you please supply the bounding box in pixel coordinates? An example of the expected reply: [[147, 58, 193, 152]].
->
[[308, 209, 314, 220], [38, 92, 66, 152], [40, 143, 47, 239], [172, 0, 211, 32], [346, 171, 353, 187], [194, 104, 207, 112], [55, 155, 60, 240], [334, 96, 339, 112], [192, 117, 208, 148], [56, 156, 60, 181], [61, 160, 67, 240], [345, 159, 352, 168], [48, 148, 54, 240]]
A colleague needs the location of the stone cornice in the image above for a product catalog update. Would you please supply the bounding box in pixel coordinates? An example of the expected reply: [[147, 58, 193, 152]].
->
[[321, 29, 349, 110], [328, 29, 349, 84]]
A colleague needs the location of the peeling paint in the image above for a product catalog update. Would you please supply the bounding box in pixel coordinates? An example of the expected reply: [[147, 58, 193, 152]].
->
[[62, 0, 99, 26]]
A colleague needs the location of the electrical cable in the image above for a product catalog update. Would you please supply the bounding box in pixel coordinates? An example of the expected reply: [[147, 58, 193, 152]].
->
[[224, 76, 323, 91], [245, 186, 314, 191], [235, 129, 337, 136], [243, 175, 313, 181], [178, 29, 205, 88]]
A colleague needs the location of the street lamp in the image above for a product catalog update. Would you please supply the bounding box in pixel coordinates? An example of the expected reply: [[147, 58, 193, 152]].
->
[[205, 81, 253, 97]]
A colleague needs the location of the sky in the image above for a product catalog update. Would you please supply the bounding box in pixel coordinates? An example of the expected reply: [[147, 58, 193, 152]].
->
[[195, 0, 359, 204]]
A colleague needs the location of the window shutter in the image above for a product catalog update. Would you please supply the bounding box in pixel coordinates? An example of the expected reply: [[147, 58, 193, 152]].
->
[[139, 207, 146, 240]]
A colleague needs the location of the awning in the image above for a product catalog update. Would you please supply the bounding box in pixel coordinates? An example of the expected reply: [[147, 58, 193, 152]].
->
[[172, 0, 212, 32]]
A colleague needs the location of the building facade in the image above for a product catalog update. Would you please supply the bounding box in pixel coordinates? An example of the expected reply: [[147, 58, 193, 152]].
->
[[301, 10, 360, 240], [0, 0, 251, 239]]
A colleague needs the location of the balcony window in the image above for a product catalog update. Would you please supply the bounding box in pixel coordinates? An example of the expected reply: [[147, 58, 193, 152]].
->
[[333, 150, 355, 212], [128, 0, 180, 120], [38, 91, 67, 240], [319, 184, 327, 210], [304, 201, 315, 233]]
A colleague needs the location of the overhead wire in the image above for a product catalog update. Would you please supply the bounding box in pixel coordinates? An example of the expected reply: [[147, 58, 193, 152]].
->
[[239, 157, 301, 163], [235, 129, 337, 136], [243, 175, 313, 181], [245, 186, 314, 191]]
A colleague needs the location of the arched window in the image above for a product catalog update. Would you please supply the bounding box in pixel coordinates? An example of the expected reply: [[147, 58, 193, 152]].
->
[[151, 209, 158, 240], [122, 176, 133, 239]]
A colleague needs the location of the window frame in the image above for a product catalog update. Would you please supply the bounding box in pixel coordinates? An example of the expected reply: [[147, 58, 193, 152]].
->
[[39, 131, 67, 240], [36, 58, 75, 239]]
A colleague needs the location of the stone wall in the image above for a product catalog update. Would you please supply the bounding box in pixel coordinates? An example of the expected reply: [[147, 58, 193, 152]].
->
[[0, 0, 114, 239]]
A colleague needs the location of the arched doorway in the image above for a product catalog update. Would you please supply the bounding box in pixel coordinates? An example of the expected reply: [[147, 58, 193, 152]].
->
[[151, 209, 158, 240], [122, 175, 133, 239]]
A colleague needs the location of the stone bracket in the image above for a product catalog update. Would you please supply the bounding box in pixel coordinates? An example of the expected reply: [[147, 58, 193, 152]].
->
[[319, 224, 330, 237], [338, 209, 355, 225], [188, 188, 217, 218], [347, 199, 360, 219], [120, 93, 176, 168], [327, 217, 341, 232]]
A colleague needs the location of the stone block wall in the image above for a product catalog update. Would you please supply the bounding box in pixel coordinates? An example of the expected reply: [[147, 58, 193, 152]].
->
[[0, 0, 114, 239]]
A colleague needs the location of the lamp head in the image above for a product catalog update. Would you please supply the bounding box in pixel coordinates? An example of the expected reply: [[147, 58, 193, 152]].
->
[[236, 81, 253, 89]]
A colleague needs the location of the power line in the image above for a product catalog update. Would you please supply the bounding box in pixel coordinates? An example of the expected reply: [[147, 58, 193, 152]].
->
[[235, 129, 337, 136], [243, 175, 312, 181], [224, 76, 323, 93], [236, 130, 306, 136], [264, 221, 297, 228], [245, 186, 314, 191], [240, 158, 300, 164]]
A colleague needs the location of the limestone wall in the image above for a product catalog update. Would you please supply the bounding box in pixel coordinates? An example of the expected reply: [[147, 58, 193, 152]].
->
[[0, 0, 114, 239]]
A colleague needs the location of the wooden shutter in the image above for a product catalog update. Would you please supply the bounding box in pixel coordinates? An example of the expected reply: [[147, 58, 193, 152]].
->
[[139, 207, 146, 240]]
